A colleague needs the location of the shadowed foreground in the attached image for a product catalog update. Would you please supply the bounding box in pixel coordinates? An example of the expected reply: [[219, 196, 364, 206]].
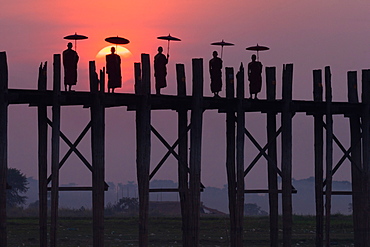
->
[[7, 215, 353, 246]]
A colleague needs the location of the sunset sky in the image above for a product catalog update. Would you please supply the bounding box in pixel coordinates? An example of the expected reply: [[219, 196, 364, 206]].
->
[[2, 1, 370, 191]]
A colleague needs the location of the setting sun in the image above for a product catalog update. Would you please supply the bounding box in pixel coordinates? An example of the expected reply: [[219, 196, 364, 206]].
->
[[96, 45, 132, 59]]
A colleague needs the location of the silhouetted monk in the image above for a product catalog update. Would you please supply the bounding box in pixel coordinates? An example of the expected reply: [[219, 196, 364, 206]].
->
[[248, 54, 263, 99], [209, 51, 223, 98], [154, 46, 168, 95], [106, 47, 122, 93], [62, 42, 79, 91]]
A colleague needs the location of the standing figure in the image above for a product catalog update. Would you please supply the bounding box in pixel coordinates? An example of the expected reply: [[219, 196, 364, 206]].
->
[[106, 47, 122, 93], [154, 46, 168, 95], [247, 54, 263, 99], [209, 51, 223, 98], [62, 42, 79, 91]]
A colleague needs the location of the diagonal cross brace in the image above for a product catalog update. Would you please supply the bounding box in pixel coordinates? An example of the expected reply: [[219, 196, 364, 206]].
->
[[47, 119, 93, 184], [150, 124, 205, 189], [322, 121, 363, 187], [243, 126, 283, 177], [46, 119, 109, 189], [149, 124, 190, 179], [243, 126, 296, 191]]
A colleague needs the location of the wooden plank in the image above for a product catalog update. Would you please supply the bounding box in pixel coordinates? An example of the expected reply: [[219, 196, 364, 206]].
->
[[236, 63, 245, 247], [189, 58, 203, 247], [281, 64, 293, 247], [136, 54, 151, 247], [313, 69, 324, 247], [244, 189, 297, 194], [266, 66, 278, 246], [0, 52, 8, 247], [47, 186, 108, 191], [50, 54, 61, 247], [90, 62, 105, 247], [176, 63, 190, 247], [324, 66, 333, 247], [37, 62, 48, 247], [225, 66, 237, 246], [361, 69, 370, 243]]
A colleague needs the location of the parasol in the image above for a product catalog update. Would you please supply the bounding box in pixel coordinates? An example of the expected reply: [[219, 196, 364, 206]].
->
[[246, 44, 269, 60], [64, 32, 88, 51], [105, 36, 130, 52], [157, 33, 181, 56], [211, 39, 234, 58]]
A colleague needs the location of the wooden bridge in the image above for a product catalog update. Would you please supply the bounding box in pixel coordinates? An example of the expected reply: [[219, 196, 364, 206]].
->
[[0, 51, 369, 246]]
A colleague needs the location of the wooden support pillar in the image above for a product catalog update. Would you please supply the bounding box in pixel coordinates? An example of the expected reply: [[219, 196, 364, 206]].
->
[[37, 62, 48, 247], [361, 69, 370, 243], [90, 62, 105, 247], [266, 66, 278, 246], [324, 66, 333, 247], [134, 63, 142, 95], [189, 58, 203, 247], [136, 54, 151, 247], [281, 64, 293, 247], [236, 63, 245, 247], [50, 54, 61, 247], [225, 66, 237, 246], [176, 63, 190, 247], [347, 71, 364, 246], [0, 52, 8, 247], [313, 69, 324, 247]]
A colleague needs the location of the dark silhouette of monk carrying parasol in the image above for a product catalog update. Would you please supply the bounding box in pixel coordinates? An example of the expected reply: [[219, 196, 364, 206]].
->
[[62, 33, 87, 92], [104, 36, 130, 93], [154, 46, 168, 95], [154, 34, 181, 95], [157, 33, 181, 57], [211, 39, 234, 59], [209, 51, 223, 98], [62, 42, 79, 92], [105, 47, 121, 93], [246, 43, 269, 61], [246, 44, 269, 99], [64, 32, 88, 52]]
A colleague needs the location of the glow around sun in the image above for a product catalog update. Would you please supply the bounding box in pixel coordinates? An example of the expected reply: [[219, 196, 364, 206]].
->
[[96, 45, 133, 59]]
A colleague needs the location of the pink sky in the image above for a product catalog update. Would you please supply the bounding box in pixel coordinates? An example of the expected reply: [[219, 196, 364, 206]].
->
[[2, 1, 370, 189]]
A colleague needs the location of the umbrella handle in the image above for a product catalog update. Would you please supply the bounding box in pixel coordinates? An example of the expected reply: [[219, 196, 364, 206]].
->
[[167, 40, 170, 57]]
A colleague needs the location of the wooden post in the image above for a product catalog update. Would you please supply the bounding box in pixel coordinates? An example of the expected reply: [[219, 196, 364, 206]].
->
[[324, 66, 333, 247], [281, 64, 293, 247], [189, 58, 203, 246], [225, 66, 237, 246], [347, 71, 364, 246], [266, 66, 278, 246], [136, 54, 151, 247], [37, 62, 48, 247], [0, 52, 8, 247], [313, 69, 324, 247], [236, 63, 245, 247], [176, 63, 190, 247], [90, 61, 105, 247], [361, 69, 370, 243], [134, 63, 142, 95], [50, 54, 61, 247]]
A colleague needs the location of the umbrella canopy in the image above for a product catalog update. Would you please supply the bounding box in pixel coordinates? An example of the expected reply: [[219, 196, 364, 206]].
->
[[157, 34, 181, 42], [246, 44, 269, 60], [157, 34, 181, 56], [246, 44, 269, 51], [105, 36, 130, 45], [64, 32, 88, 51], [211, 39, 234, 58]]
